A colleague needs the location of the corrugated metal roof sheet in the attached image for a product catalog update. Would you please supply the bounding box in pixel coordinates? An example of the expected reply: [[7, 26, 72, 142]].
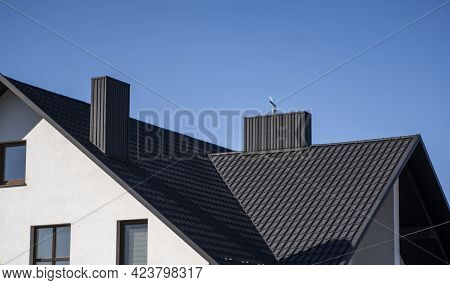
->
[[3, 76, 275, 264], [210, 137, 417, 264], [2, 75, 447, 264]]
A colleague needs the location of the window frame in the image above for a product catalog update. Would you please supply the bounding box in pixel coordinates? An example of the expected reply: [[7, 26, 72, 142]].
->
[[116, 219, 148, 265], [0, 141, 27, 187], [30, 224, 71, 265]]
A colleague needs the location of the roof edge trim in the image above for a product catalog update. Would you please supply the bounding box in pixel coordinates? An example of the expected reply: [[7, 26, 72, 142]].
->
[[345, 135, 421, 264], [209, 135, 419, 157]]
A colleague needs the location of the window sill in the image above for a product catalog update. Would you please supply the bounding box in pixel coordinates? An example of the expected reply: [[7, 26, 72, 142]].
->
[[0, 181, 27, 188]]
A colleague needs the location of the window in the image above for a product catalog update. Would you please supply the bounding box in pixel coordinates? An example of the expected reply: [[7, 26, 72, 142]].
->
[[117, 220, 148, 265], [31, 225, 71, 265], [0, 141, 26, 186]]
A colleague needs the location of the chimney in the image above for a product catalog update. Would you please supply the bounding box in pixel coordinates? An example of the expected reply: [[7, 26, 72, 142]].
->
[[90, 76, 130, 160], [243, 111, 311, 152]]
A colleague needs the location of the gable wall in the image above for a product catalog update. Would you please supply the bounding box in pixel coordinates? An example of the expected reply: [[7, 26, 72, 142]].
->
[[349, 181, 401, 265], [0, 90, 207, 265]]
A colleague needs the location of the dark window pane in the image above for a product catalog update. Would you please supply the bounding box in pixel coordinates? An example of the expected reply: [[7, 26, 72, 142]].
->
[[35, 261, 52, 265], [4, 145, 26, 181], [33, 225, 71, 265], [123, 223, 147, 265], [55, 226, 71, 258], [35, 228, 53, 259]]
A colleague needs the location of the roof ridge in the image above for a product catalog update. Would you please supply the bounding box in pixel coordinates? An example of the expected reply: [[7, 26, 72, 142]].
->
[[3, 75, 231, 153], [209, 134, 419, 156], [130, 117, 231, 152], [5, 75, 417, 157], [4, 75, 91, 106]]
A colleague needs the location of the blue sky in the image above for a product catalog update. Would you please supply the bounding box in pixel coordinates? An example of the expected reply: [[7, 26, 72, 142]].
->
[[1, 0, 449, 199]]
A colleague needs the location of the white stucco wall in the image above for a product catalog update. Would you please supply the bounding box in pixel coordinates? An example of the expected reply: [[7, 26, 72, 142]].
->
[[349, 181, 400, 265], [0, 90, 208, 265]]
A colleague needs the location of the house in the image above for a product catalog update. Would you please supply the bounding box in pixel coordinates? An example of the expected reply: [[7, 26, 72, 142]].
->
[[0, 74, 449, 265]]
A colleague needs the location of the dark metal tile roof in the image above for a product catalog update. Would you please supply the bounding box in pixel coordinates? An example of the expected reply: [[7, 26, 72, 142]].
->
[[4, 75, 444, 264], [209, 137, 417, 264], [3, 76, 276, 265]]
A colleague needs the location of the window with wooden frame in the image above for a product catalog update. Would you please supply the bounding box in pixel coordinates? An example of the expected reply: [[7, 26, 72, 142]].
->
[[0, 141, 26, 187], [117, 219, 148, 265], [31, 224, 71, 265]]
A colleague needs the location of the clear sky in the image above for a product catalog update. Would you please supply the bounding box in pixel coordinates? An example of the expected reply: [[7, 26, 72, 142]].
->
[[1, 0, 449, 199]]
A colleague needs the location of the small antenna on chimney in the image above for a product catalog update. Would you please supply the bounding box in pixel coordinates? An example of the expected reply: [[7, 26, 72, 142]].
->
[[269, 96, 277, 114]]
